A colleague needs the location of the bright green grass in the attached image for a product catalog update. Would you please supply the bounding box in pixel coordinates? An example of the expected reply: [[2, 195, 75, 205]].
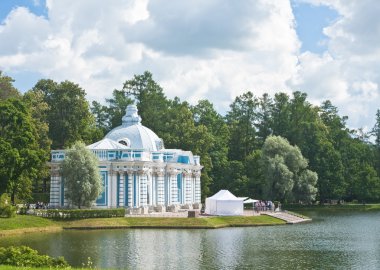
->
[[0, 214, 286, 236], [61, 215, 285, 229], [0, 266, 91, 270], [0, 215, 56, 230]]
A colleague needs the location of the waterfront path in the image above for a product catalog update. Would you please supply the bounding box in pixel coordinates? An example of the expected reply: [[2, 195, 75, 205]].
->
[[262, 211, 311, 224]]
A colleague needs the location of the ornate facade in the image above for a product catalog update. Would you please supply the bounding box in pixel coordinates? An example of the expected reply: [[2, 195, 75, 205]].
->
[[50, 105, 202, 208]]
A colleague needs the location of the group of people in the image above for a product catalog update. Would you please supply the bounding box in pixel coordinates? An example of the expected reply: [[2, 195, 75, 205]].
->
[[26, 202, 48, 209], [253, 200, 279, 212]]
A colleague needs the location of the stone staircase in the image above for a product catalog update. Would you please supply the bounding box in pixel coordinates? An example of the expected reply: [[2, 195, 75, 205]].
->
[[263, 211, 311, 224]]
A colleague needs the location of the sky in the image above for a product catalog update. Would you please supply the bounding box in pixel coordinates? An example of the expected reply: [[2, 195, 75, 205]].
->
[[0, 0, 379, 131]]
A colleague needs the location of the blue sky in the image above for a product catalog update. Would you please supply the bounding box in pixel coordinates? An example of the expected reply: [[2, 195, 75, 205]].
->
[[0, 0, 47, 20], [0, 0, 379, 131], [292, 1, 338, 54]]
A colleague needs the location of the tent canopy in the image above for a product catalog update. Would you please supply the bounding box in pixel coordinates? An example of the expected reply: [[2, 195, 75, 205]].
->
[[205, 190, 244, 216], [244, 198, 259, 204]]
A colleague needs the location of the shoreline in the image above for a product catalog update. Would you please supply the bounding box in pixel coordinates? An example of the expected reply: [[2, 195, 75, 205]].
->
[[285, 203, 380, 211], [0, 215, 289, 237]]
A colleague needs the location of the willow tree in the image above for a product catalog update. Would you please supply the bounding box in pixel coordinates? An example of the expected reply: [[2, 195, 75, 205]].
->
[[61, 141, 102, 208], [261, 135, 318, 203]]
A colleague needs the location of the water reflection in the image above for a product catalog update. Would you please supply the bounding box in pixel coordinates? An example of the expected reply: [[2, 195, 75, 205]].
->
[[1, 210, 380, 269]]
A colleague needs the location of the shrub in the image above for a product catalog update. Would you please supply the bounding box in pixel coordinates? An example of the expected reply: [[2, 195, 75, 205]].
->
[[34, 208, 125, 220], [0, 246, 69, 268], [0, 194, 17, 218], [0, 205, 17, 218]]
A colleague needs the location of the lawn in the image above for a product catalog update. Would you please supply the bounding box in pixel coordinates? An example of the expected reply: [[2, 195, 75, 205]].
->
[[0, 215, 56, 230], [0, 214, 285, 236], [61, 215, 285, 229], [0, 267, 91, 270]]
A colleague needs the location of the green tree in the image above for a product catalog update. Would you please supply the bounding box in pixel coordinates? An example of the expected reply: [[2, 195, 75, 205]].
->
[[255, 93, 273, 146], [60, 141, 102, 208], [372, 109, 380, 176], [123, 71, 169, 134], [0, 99, 42, 203], [33, 79, 99, 149], [103, 89, 133, 130], [161, 99, 214, 199], [226, 91, 258, 161], [261, 136, 318, 203], [0, 71, 20, 100], [23, 89, 51, 194], [192, 100, 230, 195]]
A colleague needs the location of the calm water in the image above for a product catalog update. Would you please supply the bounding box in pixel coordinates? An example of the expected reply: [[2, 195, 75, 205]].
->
[[1, 210, 380, 269]]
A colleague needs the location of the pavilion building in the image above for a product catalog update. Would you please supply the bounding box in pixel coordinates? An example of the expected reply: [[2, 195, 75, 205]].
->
[[49, 105, 202, 209]]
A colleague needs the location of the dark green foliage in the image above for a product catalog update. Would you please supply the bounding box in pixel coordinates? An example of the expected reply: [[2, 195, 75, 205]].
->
[[0, 246, 69, 268], [35, 208, 125, 220], [33, 79, 100, 149], [0, 99, 42, 203], [0, 71, 21, 100], [123, 71, 169, 135], [226, 91, 258, 161]]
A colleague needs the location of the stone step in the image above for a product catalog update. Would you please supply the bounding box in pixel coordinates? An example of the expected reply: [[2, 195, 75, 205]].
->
[[262, 211, 311, 224]]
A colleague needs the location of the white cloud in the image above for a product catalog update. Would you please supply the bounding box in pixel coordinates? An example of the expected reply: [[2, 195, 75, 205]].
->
[[0, 0, 300, 107], [289, 0, 380, 129], [0, 0, 379, 130]]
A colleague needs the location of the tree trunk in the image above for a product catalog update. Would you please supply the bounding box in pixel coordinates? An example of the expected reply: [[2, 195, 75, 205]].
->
[[11, 191, 15, 205]]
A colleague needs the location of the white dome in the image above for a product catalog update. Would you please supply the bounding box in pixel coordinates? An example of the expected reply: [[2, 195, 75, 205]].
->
[[105, 105, 164, 151]]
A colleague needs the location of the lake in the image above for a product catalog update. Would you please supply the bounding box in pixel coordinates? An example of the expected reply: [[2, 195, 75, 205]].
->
[[1, 210, 380, 269]]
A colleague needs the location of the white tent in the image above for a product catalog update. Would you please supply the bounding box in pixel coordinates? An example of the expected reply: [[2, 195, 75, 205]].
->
[[243, 198, 259, 204], [205, 190, 244, 216]]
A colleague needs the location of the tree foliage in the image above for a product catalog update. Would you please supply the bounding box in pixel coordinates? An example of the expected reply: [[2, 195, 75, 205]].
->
[[261, 136, 318, 203], [0, 99, 43, 203], [0, 71, 20, 100], [33, 79, 99, 149], [61, 141, 102, 208]]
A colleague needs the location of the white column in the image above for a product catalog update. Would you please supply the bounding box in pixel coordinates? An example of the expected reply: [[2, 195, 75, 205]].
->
[[139, 171, 147, 206], [195, 171, 201, 203], [155, 171, 165, 205], [118, 171, 124, 207], [127, 170, 133, 207], [185, 173, 192, 204], [107, 169, 117, 208], [170, 172, 178, 204], [49, 174, 59, 207]]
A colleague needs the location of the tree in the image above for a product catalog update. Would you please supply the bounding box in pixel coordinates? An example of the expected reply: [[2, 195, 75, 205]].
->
[[161, 99, 214, 199], [60, 141, 102, 208], [123, 71, 169, 134], [226, 91, 258, 161], [372, 109, 380, 176], [0, 71, 20, 100], [192, 100, 230, 195], [103, 89, 133, 130], [33, 79, 99, 149], [0, 99, 42, 203], [255, 93, 273, 146], [261, 136, 318, 203], [23, 89, 51, 194]]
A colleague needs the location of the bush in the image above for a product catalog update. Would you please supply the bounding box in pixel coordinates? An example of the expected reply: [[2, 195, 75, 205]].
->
[[0, 246, 69, 268], [0, 205, 17, 218], [34, 208, 125, 220], [0, 194, 17, 218]]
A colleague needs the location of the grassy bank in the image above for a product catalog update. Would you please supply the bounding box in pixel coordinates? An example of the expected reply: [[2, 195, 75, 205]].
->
[[0, 216, 61, 237], [0, 267, 91, 270], [285, 203, 380, 211], [0, 214, 285, 237], [61, 215, 285, 229]]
